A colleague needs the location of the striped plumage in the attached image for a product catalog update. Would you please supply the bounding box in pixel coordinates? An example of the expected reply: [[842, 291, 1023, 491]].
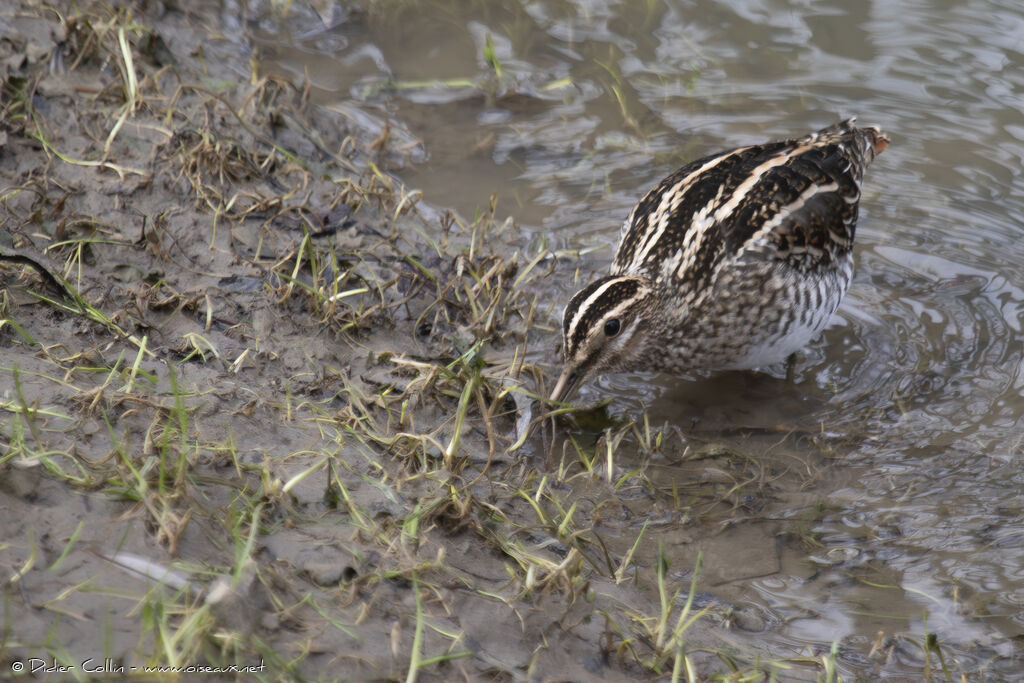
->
[[551, 119, 889, 402]]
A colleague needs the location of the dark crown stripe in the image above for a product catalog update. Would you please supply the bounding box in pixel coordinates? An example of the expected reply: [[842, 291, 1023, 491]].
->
[[564, 276, 642, 353]]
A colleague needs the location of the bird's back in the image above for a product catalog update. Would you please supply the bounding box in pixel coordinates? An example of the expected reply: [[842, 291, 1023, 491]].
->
[[611, 120, 889, 288]]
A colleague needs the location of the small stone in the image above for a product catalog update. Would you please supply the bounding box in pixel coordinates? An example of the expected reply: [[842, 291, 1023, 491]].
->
[[306, 562, 345, 586]]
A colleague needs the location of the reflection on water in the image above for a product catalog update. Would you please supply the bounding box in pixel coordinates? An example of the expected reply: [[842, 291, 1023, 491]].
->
[[255, 0, 1024, 676]]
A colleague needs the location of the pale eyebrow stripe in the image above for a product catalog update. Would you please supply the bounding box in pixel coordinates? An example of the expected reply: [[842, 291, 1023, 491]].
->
[[565, 276, 637, 347]]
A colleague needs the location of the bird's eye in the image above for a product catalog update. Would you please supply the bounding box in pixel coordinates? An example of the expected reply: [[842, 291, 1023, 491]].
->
[[604, 318, 621, 337]]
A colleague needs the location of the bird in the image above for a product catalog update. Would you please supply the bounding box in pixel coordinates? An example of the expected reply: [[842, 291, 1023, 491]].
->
[[550, 118, 889, 403]]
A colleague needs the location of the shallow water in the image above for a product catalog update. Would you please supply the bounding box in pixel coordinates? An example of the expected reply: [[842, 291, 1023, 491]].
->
[[257, 0, 1024, 676]]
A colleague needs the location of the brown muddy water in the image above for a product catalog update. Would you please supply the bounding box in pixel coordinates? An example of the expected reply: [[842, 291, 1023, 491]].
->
[[1, 0, 1022, 681], [255, 0, 1024, 677]]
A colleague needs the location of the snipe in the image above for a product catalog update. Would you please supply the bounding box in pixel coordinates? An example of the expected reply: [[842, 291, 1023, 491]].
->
[[551, 119, 889, 402]]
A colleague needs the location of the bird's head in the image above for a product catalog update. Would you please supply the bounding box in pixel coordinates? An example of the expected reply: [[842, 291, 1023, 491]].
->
[[550, 275, 657, 402]]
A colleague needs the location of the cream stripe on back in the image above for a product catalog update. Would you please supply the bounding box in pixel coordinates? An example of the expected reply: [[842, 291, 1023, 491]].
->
[[628, 145, 751, 269]]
